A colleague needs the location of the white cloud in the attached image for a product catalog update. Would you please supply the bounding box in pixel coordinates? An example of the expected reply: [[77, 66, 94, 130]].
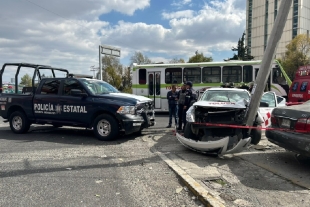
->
[[162, 10, 194, 19], [0, 0, 150, 82], [101, 0, 245, 61], [0, 0, 246, 82]]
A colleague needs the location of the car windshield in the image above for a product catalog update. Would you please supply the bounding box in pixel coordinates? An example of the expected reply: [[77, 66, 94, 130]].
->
[[201, 90, 250, 103], [80, 79, 119, 94]]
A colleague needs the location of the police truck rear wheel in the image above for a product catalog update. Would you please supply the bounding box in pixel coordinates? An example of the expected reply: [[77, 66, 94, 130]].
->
[[9, 111, 30, 134], [93, 114, 118, 141]]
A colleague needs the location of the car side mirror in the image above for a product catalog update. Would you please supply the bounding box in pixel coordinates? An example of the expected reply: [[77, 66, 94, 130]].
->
[[70, 89, 88, 97], [259, 102, 269, 107]]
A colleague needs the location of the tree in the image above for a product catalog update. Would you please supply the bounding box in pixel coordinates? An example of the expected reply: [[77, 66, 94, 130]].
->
[[169, 58, 185, 63], [121, 66, 132, 93], [20, 74, 32, 86], [100, 55, 132, 92], [227, 32, 254, 61], [188, 51, 213, 63], [101, 55, 123, 90], [130, 51, 152, 65], [279, 34, 310, 80]]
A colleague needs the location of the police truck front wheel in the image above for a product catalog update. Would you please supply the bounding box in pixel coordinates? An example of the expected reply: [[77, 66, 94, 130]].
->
[[93, 114, 119, 141], [9, 111, 30, 134]]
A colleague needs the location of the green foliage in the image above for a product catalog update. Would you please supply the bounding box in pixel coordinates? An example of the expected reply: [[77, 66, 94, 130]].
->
[[20, 74, 32, 86], [188, 51, 213, 63], [100, 55, 132, 92], [227, 32, 254, 61], [279, 34, 310, 80], [130, 51, 152, 65]]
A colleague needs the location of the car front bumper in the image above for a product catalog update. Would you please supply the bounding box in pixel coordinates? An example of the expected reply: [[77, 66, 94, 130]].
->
[[266, 129, 310, 156], [118, 112, 155, 135], [175, 130, 251, 155]]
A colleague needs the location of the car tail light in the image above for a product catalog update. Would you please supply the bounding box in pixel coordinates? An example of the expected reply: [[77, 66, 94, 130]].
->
[[295, 118, 310, 132], [271, 114, 278, 126]]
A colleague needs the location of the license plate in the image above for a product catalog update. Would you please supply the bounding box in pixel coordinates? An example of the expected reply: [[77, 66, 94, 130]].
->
[[281, 119, 290, 127]]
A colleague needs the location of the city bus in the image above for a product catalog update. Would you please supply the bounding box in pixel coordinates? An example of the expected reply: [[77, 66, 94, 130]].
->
[[131, 60, 292, 111]]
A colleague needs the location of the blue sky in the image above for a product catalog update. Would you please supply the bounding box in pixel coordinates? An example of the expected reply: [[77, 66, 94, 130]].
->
[[0, 0, 246, 82]]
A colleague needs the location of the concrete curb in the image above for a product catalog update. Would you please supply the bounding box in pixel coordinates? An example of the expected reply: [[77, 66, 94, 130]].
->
[[155, 151, 225, 207]]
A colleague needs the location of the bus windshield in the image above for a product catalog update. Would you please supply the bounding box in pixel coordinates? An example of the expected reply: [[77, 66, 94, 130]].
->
[[80, 79, 119, 94]]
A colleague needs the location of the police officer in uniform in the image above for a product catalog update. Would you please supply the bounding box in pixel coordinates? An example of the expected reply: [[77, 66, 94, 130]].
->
[[177, 84, 187, 130]]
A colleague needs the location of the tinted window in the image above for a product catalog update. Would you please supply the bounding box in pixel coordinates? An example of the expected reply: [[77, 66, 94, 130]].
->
[[80, 79, 119, 94], [300, 81, 308, 92], [222, 66, 242, 83], [291, 82, 299, 91], [243, 65, 253, 82], [202, 67, 221, 83], [63, 80, 85, 96], [139, 69, 146, 84], [165, 68, 182, 84], [40, 80, 60, 95], [183, 67, 201, 83]]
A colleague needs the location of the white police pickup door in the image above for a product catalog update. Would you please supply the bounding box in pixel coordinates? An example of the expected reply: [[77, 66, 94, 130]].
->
[[176, 89, 284, 155]]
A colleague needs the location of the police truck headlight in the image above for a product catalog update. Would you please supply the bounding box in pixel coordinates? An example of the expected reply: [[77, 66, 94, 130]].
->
[[117, 106, 136, 115], [186, 106, 195, 123]]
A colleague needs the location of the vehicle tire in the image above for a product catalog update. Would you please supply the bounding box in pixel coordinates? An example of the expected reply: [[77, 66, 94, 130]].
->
[[250, 126, 261, 145], [183, 123, 197, 139], [93, 114, 119, 141], [9, 111, 30, 134]]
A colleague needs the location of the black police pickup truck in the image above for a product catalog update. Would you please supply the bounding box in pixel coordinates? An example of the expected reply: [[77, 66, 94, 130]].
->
[[0, 63, 155, 141]]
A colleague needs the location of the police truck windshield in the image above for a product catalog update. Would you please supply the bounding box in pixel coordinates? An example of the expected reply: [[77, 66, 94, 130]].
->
[[80, 79, 119, 94]]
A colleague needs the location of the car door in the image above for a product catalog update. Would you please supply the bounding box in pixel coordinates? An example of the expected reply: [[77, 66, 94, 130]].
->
[[33, 79, 62, 121], [258, 91, 278, 127], [60, 79, 91, 124]]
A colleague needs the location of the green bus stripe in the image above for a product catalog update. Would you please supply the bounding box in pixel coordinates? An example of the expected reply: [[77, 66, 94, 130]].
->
[[132, 83, 222, 88]]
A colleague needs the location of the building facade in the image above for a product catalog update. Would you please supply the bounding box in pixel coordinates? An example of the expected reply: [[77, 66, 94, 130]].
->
[[246, 0, 310, 60]]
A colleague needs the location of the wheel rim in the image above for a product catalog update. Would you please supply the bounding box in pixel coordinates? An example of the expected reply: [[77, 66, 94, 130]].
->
[[97, 119, 111, 137], [12, 116, 23, 131]]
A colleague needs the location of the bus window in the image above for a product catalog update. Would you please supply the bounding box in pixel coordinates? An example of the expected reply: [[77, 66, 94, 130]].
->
[[139, 69, 146, 84], [149, 74, 154, 95], [272, 68, 286, 84], [183, 67, 201, 83], [222, 66, 242, 83], [243, 65, 253, 82], [202, 67, 220, 83], [165, 68, 182, 84], [156, 73, 160, 95]]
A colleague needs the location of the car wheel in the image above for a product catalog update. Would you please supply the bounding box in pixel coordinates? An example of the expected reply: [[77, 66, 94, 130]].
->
[[93, 114, 119, 141], [9, 111, 30, 134], [250, 126, 261, 145]]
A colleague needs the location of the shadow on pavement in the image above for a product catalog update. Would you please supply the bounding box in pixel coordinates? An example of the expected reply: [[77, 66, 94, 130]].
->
[[0, 125, 141, 146]]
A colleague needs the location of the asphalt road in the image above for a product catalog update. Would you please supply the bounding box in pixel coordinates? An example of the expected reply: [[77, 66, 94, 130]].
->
[[1, 114, 310, 207], [0, 116, 203, 207]]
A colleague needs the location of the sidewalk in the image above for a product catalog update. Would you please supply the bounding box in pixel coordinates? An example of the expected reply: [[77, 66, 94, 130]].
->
[[142, 129, 310, 207]]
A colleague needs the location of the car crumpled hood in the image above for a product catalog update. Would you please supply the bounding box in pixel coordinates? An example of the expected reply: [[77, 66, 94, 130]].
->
[[192, 99, 247, 109]]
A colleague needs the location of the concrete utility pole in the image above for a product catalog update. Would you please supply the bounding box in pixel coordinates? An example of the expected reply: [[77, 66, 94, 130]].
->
[[244, 0, 292, 129]]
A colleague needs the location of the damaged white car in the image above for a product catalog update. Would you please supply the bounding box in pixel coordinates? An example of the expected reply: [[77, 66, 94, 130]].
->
[[176, 88, 282, 155]]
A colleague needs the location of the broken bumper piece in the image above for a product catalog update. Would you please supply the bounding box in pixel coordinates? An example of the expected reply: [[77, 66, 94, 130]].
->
[[175, 131, 251, 155]]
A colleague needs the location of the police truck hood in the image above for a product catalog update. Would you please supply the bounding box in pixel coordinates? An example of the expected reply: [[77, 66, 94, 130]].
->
[[109, 93, 151, 102]]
